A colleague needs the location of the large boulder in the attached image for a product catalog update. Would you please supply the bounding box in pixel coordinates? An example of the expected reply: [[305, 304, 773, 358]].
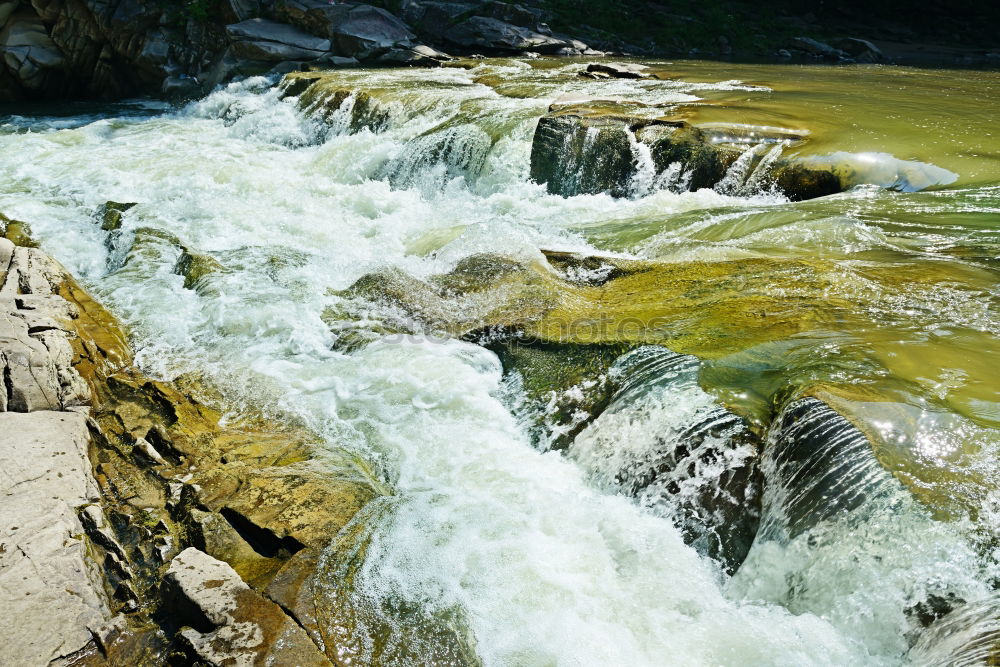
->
[[443, 15, 570, 53], [0, 9, 66, 92], [278, 1, 418, 60], [788, 36, 846, 59], [226, 18, 332, 61]]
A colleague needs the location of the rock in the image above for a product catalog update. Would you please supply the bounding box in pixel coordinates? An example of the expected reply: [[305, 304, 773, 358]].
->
[[161, 74, 203, 101], [1, 210, 37, 246], [278, 1, 416, 60], [162, 547, 332, 666], [443, 15, 573, 54], [908, 594, 1000, 665], [376, 42, 451, 66], [227, 0, 263, 22], [834, 37, 884, 63], [570, 346, 763, 572], [262, 508, 482, 667], [0, 9, 67, 92], [529, 104, 844, 200], [0, 410, 113, 665], [584, 61, 650, 79], [187, 508, 286, 589], [226, 18, 332, 62], [174, 248, 227, 290], [788, 36, 846, 59], [193, 460, 379, 552], [97, 200, 137, 232], [282, 71, 390, 132], [0, 238, 91, 412], [759, 397, 893, 538]]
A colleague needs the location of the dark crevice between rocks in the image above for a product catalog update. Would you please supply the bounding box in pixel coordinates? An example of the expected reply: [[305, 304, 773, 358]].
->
[[144, 427, 184, 467], [219, 507, 305, 559], [2, 362, 12, 410]]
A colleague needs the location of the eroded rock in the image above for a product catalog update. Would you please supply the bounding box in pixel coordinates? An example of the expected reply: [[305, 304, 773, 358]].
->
[[529, 104, 843, 199], [163, 547, 332, 666], [227, 18, 332, 62], [0, 410, 111, 665]]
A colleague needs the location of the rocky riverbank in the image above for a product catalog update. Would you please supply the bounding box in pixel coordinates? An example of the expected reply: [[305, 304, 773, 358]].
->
[[0, 216, 477, 665], [2, 0, 997, 104]]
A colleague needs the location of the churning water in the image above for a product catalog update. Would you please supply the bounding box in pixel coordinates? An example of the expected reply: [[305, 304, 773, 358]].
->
[[2, 58, 999, 665]]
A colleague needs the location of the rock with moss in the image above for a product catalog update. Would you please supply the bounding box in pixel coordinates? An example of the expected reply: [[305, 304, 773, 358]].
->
[[529, 103, 844, 200], [0, 211, 39, 247], [96, 201, 137, 232], [174, 248, 227, 290], [162, 547, 333, 666], [283, 71, 390, 132]]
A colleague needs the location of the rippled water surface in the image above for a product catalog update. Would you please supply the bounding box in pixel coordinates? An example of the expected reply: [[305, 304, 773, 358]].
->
[[1, 59, 999, 665]]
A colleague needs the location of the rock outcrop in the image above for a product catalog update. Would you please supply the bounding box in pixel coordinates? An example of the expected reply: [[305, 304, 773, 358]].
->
[[0, 410, 110, 664], [163, 547, 332, 666], [0, 215, 481, 664], [0, 0, 595, 101], [529, 102, 843, 200]]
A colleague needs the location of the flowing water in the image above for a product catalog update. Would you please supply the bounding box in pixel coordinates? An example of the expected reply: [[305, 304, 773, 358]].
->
[[2, 59, 999, 665]]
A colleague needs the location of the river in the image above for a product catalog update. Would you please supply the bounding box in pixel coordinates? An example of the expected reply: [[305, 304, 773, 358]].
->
[[1, 58, 999, 665]]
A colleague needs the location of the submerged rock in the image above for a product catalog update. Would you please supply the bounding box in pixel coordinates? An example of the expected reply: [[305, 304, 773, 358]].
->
[[759, 396, 895, 539], [908, 594, 1000, 666], [569, 346, 763, 572], [265, 501, 482, 667], [283, 71, 390, 132], [174, 248, 228, 290], [97, 201, 138, 232]]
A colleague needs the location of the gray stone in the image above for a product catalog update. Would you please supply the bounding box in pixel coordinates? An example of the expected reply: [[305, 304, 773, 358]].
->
[[0, 239, 91, 412], [163, 547, 333, 666], [278, 1, 415, 60], [443, 15, 572, 54], [789, 36, 845, 58], [0, 410, 112, 665], [584, 61, 650, 79], [226, 18, 332, 62]]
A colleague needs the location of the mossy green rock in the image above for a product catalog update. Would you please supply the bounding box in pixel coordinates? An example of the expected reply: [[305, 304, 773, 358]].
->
[[97, 201, 137, 232], [529, 104, 844, 200], [282, 72, 390, 132], [0, 211, 38, 247], [174, 248, 227, 290]]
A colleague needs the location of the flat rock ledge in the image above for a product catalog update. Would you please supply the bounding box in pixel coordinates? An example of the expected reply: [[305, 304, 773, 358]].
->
[[0, 410, 109, 665]]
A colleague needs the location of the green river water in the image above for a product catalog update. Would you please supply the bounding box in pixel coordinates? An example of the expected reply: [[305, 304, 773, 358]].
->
[[1, 58, 999, 665]]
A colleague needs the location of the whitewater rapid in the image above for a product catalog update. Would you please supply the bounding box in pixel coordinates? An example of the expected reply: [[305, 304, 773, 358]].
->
[[1, 64, 998, 665]]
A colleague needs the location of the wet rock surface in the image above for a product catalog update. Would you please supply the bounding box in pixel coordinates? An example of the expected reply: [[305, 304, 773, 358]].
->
[[163, 547, 332, 666], [529, 103, 844, 200], [0, 216, 479, 664]]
